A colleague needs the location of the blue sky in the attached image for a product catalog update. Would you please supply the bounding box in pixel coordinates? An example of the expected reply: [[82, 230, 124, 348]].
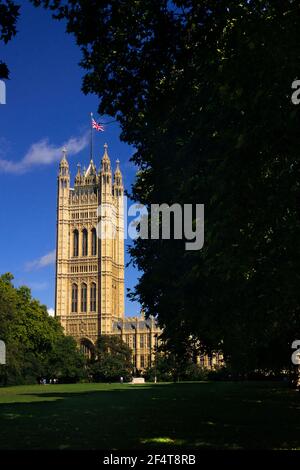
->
[[0, 0, 141, 316]]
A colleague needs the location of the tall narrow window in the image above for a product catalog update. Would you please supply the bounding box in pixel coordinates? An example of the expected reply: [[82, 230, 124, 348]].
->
[[82, 229, 88, 256], [81, 283, 87, 312], [71, 284, 78, 312], [90, 282, 96, 311], [73, 230, 79, 257], [91, 228, 97, 256]]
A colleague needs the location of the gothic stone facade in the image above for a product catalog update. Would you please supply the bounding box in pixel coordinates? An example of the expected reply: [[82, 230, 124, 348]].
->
[[55, 144, 161, 371]]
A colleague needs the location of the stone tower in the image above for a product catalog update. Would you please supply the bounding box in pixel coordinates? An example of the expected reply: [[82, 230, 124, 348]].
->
[[55, 144, 124, 353]]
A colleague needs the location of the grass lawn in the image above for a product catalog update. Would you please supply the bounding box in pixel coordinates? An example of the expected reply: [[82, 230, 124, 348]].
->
[[0, 381, 299, 450]]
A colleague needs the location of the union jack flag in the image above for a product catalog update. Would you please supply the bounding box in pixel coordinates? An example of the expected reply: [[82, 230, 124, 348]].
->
[[91, 116, 104, 132]]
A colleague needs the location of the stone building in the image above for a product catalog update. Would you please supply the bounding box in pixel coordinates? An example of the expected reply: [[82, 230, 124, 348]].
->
[[55, 143, 221, 372], [55, 144, 161, 371]]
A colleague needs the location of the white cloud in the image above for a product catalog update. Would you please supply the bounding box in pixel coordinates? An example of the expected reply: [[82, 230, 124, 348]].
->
[[0, 132, 89, 174], [25, 249, 56, 271], [47, 308, 55, 317], [27, 281, 49, 291]]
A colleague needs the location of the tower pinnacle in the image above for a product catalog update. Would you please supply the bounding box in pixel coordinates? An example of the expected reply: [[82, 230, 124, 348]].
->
[[101, 143, 111, 169], [59, 148, 69, 179], [60, 147, 69, 167], [113, 159, 123, 196]]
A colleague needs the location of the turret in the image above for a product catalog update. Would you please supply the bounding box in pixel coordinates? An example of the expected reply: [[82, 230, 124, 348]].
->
[[74, 163, 82, 186], [85, 158, 98, 185], [55, 148, 70, 322], [100, 143, 112, 198], [113, 159, 123, 197], [58, 147, 69, 177], [58, 147, 70, 197]]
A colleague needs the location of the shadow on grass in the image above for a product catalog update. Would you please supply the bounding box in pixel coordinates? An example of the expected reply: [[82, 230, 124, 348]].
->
[[0, 382, 299, 450]]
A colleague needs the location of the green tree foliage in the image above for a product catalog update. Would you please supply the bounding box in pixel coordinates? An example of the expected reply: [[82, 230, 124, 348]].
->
[[0, 273, 84, 385], [45, 336, 86, 383], [89, 335, 133, 382], [0, 0, 20, 78], [144, 355, 179, 382], [144, 354, 211, 382], [32, 1, 300, 373]]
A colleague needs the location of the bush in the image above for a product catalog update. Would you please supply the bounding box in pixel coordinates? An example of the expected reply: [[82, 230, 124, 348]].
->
[[88, 335, 133, 382], [182, 363, 209, 381], [0, 273, 87, 386]]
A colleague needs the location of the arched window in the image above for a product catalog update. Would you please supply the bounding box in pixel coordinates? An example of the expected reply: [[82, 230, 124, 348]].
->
[[91, 228, 97, 256], [90, 282, 96, 311], [81, 283, 87, 312], [82, 229, 88, 256], [71, 284, 78, 312], [73, 230, 79, 257]]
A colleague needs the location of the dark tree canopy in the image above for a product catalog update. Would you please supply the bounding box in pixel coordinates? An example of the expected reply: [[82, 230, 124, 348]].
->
[[0, 0, 20, 79], [0, 273, 85, 384], [89, 335, 133, 382], [26, 1, 300, 373]]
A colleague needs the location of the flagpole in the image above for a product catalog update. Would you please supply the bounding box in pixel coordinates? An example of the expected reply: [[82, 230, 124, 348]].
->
[[90, 112, 93, 160]]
